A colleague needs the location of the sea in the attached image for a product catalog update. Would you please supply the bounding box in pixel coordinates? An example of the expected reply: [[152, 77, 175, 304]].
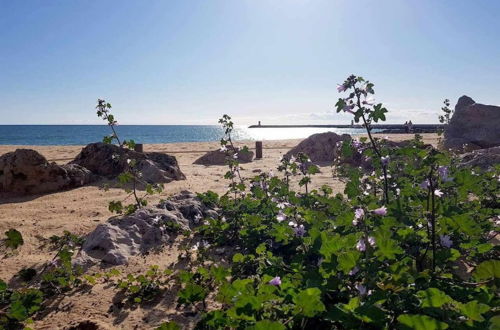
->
[[0, 125, 372, 146]]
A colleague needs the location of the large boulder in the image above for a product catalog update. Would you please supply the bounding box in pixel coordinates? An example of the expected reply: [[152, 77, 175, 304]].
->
[[70, 143, 185, 183], [444, 96, 500, 151], [75, 191, 218, 266], [285, 132, 352, 163], [193, 146, 254, 165], [0, 149, 94, 195], [458, 146, 500, 170]]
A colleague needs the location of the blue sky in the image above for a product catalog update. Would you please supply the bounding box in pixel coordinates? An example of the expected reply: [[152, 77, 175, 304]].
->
[[1, 0, 499, 125]]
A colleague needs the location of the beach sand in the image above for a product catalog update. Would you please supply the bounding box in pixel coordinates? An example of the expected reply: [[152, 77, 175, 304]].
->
[[0, 133, 439, 329]]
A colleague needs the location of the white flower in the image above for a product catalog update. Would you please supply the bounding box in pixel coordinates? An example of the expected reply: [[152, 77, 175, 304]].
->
[[233, 153, 238, 159], [434, 189, 444, 197], [368, 236, 376, 247], [220, 145, 228, 152], [277, 201, 289, 209], [362, 96, 375, 106]]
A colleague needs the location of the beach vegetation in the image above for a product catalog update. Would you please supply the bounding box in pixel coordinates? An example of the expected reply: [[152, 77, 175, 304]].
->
[[95, 99, 164, 214], [1, 78, 498, 329], [188, 75, 499, 329]]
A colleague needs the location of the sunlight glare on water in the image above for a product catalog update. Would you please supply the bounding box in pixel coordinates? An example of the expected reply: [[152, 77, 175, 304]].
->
[[235, 126, 369, 141]]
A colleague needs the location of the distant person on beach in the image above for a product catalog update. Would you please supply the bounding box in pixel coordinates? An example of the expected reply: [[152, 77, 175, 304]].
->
[[404, 121, 409, 133], [408, 120, 413, 133]]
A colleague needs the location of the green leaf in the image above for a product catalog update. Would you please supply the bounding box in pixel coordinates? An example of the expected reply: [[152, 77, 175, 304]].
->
[[178, 284, 207, 305], [8, 289, 43, 321], [293, 287, 325, 317], [416, 288, 453, 308], [4, 229, 24, 249], [489, 315, 500, 330], [457, 300, 490, 322], [233, 253, 245, 263], [247, 320, 285, 330], [337, 251, 360, 274], [373, 229, 403, 260], [156, 321, 181, 330], [398, 314, 449, 330], [474, 260, 500, 281]]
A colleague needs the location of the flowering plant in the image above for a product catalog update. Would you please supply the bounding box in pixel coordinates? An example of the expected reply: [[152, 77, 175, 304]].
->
[[190, 75, 500, 329]]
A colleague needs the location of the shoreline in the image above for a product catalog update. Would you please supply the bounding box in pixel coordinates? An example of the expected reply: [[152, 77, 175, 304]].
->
[[0, 133, 439, 164]]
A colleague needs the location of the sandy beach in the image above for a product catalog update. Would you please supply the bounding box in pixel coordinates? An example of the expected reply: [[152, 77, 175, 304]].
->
[[0, 133, 439, 329]]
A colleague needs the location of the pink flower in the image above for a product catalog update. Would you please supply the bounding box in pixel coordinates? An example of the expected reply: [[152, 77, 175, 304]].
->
[[381, 156, 390, 166], [356, 239, 366, 252], [294, 225, 306, 237], [419, 179, 430, 190], [353, 208, 364, 225], [372, 206, 387, 216], [434, 189, 444, 197], [343, 104, 355, 114], [349, 266, 359, 276], [437, 166, 453, 182], [276, 211, 287, 222], [269, 276, 281, 286], [440, 235, 453, 248], [337, 84, 347, 92], [355, 283, 367, 296]]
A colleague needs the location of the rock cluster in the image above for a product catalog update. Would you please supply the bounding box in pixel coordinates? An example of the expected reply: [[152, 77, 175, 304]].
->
[[0, 142, 185, 196], [444, 96, 500, 151], [193, 146, 254, 165], [75, 191, 217, 266], [458, 146, 500, 169], [0, 149, 94, 195], [71, 142, 185, 183], [284, 132, 352, 163]]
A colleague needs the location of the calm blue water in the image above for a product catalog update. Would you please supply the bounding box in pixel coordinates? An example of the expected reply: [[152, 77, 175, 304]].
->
[[0, 125, 370, 145]]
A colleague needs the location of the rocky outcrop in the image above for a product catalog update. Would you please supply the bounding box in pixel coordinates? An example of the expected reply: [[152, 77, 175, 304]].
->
[[75, 191, 218, 266], [444, 96, 500, 151], [0, 149, 94, 195], [193, 146, 254, 165], [284, 132, 352, 163], [70, 143, 185, 183], [458, 146, 500, 170]]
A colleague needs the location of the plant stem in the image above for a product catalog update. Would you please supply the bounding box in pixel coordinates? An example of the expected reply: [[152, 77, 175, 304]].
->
[[429, 169, 436, 274], [132, 172, 141, 208], [103, 112, 122, 146], [354, 87, 389, 204]]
